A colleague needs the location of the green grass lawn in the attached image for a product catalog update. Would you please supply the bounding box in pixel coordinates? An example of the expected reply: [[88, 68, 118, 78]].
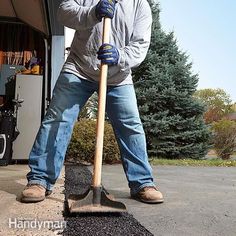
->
[[150, 158, 236, 167]]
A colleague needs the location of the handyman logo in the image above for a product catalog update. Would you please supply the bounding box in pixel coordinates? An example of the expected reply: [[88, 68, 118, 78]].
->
[[8, 218, 67, 230]]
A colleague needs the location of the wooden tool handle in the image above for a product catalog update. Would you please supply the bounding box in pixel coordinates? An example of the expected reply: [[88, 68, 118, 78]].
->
[[93, 18, 111, 187]]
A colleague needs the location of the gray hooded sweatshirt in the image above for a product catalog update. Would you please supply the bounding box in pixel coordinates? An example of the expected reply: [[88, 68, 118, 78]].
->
[[57, 0, 152, 86]]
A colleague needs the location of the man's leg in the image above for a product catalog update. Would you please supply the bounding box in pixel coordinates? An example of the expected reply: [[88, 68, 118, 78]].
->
[[22, 73, 96, 202], [106, 84, 163, 203]]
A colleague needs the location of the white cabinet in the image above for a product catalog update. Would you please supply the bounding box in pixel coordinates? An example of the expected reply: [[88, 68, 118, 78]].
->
[[12, 74, 43, 160]]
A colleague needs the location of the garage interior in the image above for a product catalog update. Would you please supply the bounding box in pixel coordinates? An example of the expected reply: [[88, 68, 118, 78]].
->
[[0, 0, 64, 164]]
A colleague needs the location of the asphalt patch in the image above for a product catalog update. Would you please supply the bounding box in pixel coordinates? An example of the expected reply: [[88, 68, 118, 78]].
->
[[62, 164, 153, 236]]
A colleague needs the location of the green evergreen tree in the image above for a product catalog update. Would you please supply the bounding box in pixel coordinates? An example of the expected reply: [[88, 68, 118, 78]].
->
[[133, 0, 211, 159]]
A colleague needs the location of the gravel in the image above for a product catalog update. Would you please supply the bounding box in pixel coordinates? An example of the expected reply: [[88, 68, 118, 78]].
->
[[62, 164, 153, 236]]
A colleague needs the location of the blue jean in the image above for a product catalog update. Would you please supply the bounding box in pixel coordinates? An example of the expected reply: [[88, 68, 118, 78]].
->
[[27, 72, 155, 195]]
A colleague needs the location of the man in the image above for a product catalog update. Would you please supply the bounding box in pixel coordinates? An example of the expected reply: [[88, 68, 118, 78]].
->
[[21, 0, 164, 204]]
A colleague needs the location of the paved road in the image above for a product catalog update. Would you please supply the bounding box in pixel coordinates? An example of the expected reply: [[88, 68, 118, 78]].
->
[[101, 165, 236, 236]]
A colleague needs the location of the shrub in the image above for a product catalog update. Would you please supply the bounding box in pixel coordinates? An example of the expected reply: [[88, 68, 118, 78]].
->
[[212, 119, 236, 159], [66, 119, 120, 164]]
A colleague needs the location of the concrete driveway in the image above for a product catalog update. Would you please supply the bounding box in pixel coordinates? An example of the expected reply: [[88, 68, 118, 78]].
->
[[0, 164, 65, 236], [0, 164, 235, 236]]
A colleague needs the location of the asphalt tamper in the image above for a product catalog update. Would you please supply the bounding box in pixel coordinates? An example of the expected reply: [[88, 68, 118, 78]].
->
[[67, 17, 126, 214]]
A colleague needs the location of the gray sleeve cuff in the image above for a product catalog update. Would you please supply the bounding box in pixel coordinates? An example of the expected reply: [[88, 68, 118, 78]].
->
[[88, 5, 100, 25], [117, 48, 126, 71]]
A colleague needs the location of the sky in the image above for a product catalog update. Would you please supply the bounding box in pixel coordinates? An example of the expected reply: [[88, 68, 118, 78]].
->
[[158, 0, 236, 102], [65, 0, 236, 102]]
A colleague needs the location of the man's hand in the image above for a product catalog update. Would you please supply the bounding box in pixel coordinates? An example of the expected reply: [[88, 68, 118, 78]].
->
[[97, 43, 119, 66], [95, 0, 116, 21]]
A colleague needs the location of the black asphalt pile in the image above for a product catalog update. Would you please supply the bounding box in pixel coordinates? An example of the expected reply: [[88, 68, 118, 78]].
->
[[62, 164, 153, 236]]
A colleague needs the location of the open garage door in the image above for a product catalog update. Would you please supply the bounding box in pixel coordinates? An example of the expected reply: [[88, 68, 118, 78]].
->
[[0, 0, 65, 161], [0, 0, 49, 36]]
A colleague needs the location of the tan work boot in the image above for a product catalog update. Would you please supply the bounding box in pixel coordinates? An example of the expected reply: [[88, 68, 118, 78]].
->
[[131, 186, 164, 204], [21, 184, 51, 203]]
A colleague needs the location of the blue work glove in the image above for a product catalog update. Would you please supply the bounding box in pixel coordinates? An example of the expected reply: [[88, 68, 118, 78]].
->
[[95, 0, 116, 21], [97, 43, 119, 66]]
